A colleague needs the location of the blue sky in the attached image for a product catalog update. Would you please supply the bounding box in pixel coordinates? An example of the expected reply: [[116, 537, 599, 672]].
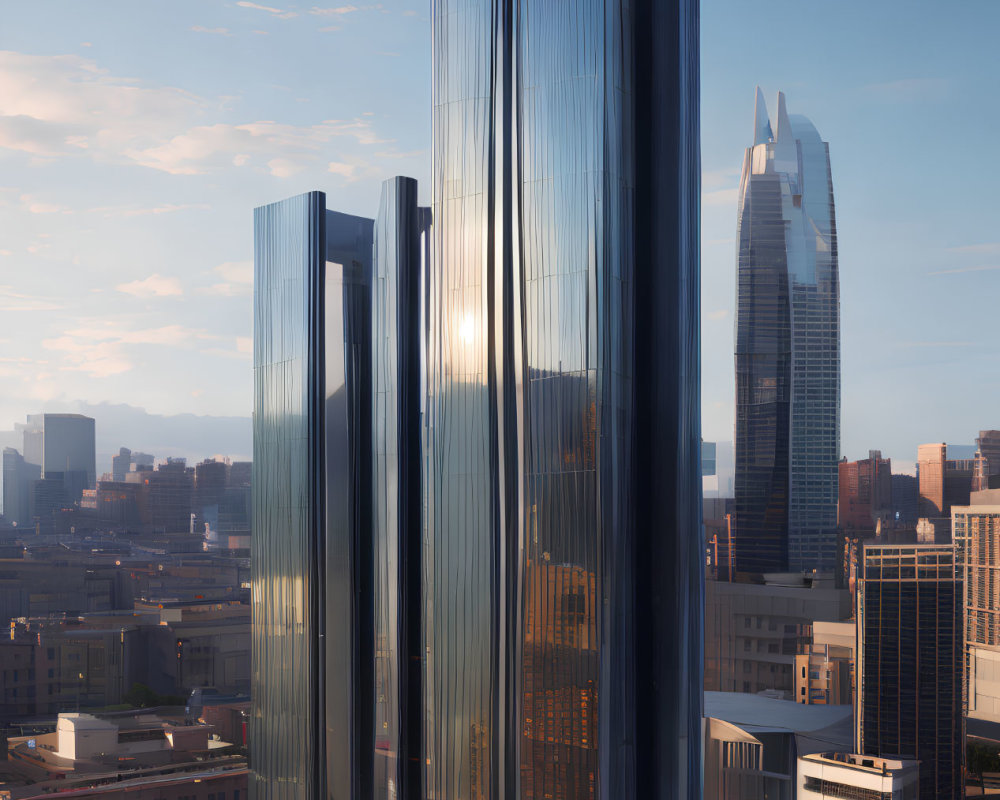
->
[[2, 1, 998, 468]]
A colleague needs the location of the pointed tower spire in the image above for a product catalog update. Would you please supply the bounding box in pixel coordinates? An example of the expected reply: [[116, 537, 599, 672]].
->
[[775, 90, 792, 142], [753, 86, 772, 144]]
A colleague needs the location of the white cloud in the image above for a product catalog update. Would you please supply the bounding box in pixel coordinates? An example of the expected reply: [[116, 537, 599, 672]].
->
[[215, 261, 252, 284], [236, 1, 298, 18], [236, 336, 252, 354], [0, 285, 63, 312], [310, 5, 360, 14], [89, 202, 210, 218], [191, 26, 233, 36], [196, 261, 253, 296], [41, 321, 207, 377], [125, 118, 389, 175], [116, 273, 184, 297], [20, 194, 72, 214], [267, 157, 304, 177], [706, 309, 729, 321], [0, 51, 403, 177], [948, 243, 1000, 255], [927, 265, 1000, 276]]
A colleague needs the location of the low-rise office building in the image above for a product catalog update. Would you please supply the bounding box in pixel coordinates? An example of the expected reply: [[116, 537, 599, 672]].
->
[[798, 752, 918, 799]]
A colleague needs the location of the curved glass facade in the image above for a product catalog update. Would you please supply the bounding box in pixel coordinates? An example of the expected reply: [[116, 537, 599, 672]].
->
[[372, 176, 428, 800], [253, 193, 376, 800], [253, 3, 702, 797], [252, 192, 328, 799], [428, 1, 701, 798], [734, 89, 840, 575]]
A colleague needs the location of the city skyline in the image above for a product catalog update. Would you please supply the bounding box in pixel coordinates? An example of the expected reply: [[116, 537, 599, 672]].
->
[[2, 0, 1000, 466]]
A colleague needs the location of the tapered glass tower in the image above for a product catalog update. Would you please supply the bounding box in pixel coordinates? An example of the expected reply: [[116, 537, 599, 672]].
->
[[733, 89, 840, 575]]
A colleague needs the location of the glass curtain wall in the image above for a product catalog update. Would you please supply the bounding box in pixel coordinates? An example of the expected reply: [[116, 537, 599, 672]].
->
[[427, 1, 701, 798]]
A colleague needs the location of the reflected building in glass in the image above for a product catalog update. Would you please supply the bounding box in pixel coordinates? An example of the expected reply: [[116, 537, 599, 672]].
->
[[427, 1, 701, 799], [733, 89, 840, 574]]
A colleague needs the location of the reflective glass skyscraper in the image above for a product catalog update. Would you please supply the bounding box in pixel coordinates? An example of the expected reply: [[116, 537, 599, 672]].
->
[[254, 2, 702, 797], [252, 178, 427, 800], [427, 2, 701, 799], [733, 89, 840, 574]]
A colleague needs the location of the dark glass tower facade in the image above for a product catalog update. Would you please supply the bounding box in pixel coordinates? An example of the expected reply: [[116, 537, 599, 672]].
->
[[427, 2, 701, 799], [734, 89, 840, 574], [856, 543, 963, 800]]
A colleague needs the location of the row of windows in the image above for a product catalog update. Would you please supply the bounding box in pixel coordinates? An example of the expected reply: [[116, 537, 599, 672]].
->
[[802, 776, 893, 800]]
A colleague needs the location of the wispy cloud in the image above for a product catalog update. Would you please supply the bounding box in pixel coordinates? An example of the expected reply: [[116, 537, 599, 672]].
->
[[927, 264, 1000, 276], [0, 285, 63, 312], [0, 51, 411, 178], [706, 309, 729, 321], [191, 26, 233, 36], [20, 194, 72, 214], [196, 261, 253, 296], [42, 321, 206, 377], [898, 341, 975, 348], [116, 274, 184, 297], [861, 77, 948, 103], [310, 5, 360, 14], [948, 243, 1000, 255], [126, 118, 391, 175], [90, 202, 210, 218], [235, 1, 298, 18]]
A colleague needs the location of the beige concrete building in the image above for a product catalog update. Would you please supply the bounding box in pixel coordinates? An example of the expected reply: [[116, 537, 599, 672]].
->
[[954, 493, 1000, 737], [793, 621, 855, 706], [705, 573, 851, 697], [798, 752, 918, 799]]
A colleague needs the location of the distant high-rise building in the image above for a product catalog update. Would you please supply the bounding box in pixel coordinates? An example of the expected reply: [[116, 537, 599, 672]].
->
[[953, 491, 1000, 735], [856, 542, 962, 799], [837, 451, 892, 534], [918, 442, 973, 532], [112, 447, 132, 483], [703, 440, 717, 476], [132, 451, 154, 471], [733, 89, 840, 575], [142, 458, 194, 533], [40, 413, 96, 506], [2, 447, 40, 526], [17, 414, 43, 467], [702, 441, 736, 499], [195, 459, 228, 512], [974, 430, 1000, 491], [228, 461, 251, 488], [890, 473, 919, 525]]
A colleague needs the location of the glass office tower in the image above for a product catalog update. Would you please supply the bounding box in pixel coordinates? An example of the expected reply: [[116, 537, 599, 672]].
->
[[733, 89, 840, 574], [857, 543, 963, 800], [427, 2, 701, 798]]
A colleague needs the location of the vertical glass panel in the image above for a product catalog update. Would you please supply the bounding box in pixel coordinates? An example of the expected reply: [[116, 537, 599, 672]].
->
[[252, 191, 325, 800], [427, 3, 496, 799]]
